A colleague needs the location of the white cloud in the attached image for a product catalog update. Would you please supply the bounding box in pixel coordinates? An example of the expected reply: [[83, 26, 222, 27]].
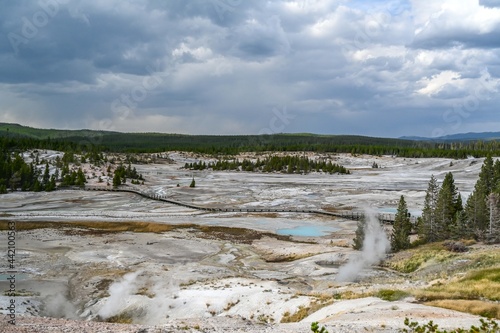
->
[[417, 70, 461, 96], [412, 0, 500, 48], [282, 0, 340, 14]]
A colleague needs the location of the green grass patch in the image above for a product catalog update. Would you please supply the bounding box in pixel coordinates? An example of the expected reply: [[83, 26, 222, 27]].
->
[[376, 289, 410, 301], [386, 242, 457, 273], [417, 267, 500, 302], [402, 317, 500, 332], [466, 268, 500, 282]]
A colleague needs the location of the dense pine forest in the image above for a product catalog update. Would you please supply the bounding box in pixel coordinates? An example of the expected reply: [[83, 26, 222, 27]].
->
[[0, 146, 102, 193], [3, 122, 500, 157], [183, 155, 350, 174]]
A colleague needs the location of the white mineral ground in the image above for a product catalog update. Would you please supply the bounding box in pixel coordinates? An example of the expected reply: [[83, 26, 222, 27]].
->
[[0, 152, 495, 332]]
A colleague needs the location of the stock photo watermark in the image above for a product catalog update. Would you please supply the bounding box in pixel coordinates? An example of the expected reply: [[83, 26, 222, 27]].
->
[[80, 62, 169, 148], [258, 106, 295, 136], [7, 0, 69, 55], [110, 63, 168, 120], [242, 105, 296, 149], [340, 2, 407, 59], [4, 221, 17, 325], [432, 75, 498, 137]]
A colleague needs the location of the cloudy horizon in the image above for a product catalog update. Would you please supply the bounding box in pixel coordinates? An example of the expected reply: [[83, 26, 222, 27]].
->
[[1, 0, 499, 138]]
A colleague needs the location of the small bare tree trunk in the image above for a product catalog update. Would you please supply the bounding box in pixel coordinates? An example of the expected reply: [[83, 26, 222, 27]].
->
[[488, 193, 499, 242], [489, 193, 494, 235]]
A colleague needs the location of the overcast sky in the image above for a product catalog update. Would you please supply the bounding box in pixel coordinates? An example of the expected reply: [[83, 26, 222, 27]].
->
[[1, 0, 500, 137]]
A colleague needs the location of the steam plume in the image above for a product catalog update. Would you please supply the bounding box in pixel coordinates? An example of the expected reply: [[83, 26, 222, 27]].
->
[[336, 209, 390, 282], [98, 270, 142, 319]]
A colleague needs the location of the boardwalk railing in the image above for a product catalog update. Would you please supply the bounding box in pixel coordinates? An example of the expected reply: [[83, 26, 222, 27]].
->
[[60, 185, 417, 224]]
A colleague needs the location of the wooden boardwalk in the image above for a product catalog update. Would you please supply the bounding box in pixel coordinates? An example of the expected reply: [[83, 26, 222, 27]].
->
[[62, 185, 416, 224]]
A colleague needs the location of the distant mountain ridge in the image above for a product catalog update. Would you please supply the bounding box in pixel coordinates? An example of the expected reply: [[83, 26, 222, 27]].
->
[[0, 122, 420, 153], [400, 132, 500, 142], [0, 122, 117, 139], [2, 122, 500, 157], [3, 122, 499, 143]]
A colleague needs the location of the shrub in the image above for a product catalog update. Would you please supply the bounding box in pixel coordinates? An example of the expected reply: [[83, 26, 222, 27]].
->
[[443, 241, 469, 253], [401, 317, 499, 333], [377, 289, 410, 302], [311, 322, 329, 333]]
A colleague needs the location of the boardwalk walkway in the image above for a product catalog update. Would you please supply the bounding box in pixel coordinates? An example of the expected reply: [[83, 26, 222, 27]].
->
[[63, 185, 417, 224]]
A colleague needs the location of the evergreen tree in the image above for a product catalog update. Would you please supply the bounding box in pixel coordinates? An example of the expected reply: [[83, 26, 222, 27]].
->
[[76, 168, 86, 186], [420, 175, 439, 242], [112, 172, 122, 187], [480, 155, 495, 193], [466, 157, 495, 239], [450, 210, 474, 240], [33, 179, 41, 192], [391, 195, 412, 252], [435, 172, 461, 240], [42, 162, 50, 189], [45, 175, 57, 192], [189, 177, 196, 188], [493, 159, 500, 192]]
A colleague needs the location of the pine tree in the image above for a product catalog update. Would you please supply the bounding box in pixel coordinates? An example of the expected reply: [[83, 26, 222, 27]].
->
[[42, 162, 50, 188], [480, 155, 495, 193], [33, 179, 41, 192], [76, 168, 86, 186], [113, 172, 121, 187], [466, 157, 494, 239], [493, 160, 500, 192], [45, 175, 56, 192], [450, 210, 473, 240], [391, 195, 412, 252], [420, 175, 439, 242], [435, 172, 461, 240], [189, 177, 196, 188]]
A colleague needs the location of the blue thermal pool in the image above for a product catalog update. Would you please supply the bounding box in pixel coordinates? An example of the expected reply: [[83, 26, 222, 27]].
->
[[276, 225, 338, 237]]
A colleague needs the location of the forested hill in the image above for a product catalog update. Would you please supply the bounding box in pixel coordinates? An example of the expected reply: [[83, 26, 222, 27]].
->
[[0, 122, 118, 140], [1, 122, 500, 157], [401, 132, 500, 142]]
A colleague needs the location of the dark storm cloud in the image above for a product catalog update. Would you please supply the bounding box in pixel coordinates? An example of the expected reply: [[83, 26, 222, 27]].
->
[[0, 0, 499, 136], [229, 16, 290, 59], [480, 0, 500, 8], [1, 1, 174, 83], [412, 29, 500, 50]]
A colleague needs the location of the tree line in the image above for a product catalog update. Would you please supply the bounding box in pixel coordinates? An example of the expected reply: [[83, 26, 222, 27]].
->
[[183, 155, 350, 175], [4, 130, 500, 158], [416, 155, 500, 245], [112, 163, 144, 186], [0, 149, 89, 193]]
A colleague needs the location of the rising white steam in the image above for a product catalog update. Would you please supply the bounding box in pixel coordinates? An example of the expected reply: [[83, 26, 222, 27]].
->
[[98, 270, 142, 319], [42, 293, 78, 319], [336, 209, 390, 282]]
